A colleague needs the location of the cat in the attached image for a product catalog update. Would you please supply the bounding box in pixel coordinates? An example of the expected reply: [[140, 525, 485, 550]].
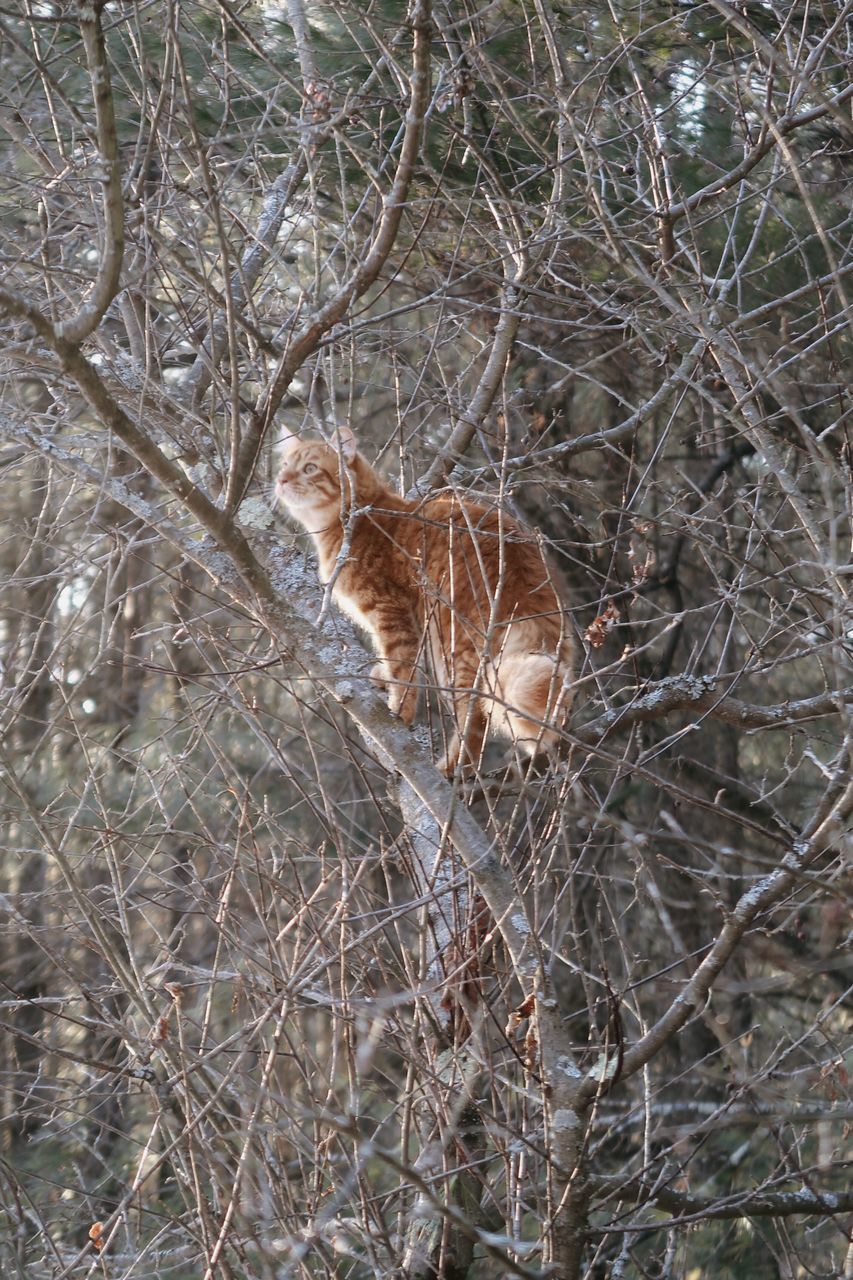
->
[[274, 424, 575, 774]]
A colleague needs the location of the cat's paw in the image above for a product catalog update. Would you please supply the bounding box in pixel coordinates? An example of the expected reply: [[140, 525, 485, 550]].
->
[[369, 661, 388, 691], [388, 687, 417, 725]]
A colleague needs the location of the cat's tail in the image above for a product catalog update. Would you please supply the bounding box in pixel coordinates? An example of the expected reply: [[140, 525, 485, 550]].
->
[[486, 637, 575, 754]]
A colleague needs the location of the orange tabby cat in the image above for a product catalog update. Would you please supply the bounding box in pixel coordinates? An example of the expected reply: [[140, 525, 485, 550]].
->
[[275, 425, 575, 773]]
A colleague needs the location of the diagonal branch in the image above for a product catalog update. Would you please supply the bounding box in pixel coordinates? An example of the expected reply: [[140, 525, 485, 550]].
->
[[417, 277, 526, 492], [582, 763, 853, 1097]]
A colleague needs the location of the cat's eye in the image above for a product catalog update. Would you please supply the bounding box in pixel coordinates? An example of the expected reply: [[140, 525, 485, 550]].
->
[[303, 463, 317, 476]]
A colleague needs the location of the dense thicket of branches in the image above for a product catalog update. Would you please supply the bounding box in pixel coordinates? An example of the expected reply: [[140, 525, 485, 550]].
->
[[0, 2, 851, 1278]]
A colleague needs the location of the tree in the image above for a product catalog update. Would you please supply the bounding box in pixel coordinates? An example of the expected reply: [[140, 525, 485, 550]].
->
[[0, 1, 850, 1277]]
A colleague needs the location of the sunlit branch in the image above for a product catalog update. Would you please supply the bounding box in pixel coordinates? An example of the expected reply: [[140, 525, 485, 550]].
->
[[579, 677, 853, 742]]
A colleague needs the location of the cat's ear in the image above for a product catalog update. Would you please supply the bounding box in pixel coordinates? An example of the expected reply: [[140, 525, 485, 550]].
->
[[334, 424, 358, 464]]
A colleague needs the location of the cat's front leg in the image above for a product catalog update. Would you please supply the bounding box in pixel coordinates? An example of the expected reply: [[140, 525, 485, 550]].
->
[[370, 609, 421, 725]]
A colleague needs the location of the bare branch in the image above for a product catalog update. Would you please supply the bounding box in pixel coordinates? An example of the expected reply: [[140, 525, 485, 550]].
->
[[595, 1176, 853, 1226], [239, 0, 434, 507], [601, 767, 853, 1092], [580, 676, 853, 742], [54, 1, 124, 343]]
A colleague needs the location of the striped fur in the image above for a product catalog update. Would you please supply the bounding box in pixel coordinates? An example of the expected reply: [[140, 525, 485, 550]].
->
[[275, 426, 575, 773]]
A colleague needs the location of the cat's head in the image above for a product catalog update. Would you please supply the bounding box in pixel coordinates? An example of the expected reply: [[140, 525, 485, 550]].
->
[[274, 425, 358, 522]]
